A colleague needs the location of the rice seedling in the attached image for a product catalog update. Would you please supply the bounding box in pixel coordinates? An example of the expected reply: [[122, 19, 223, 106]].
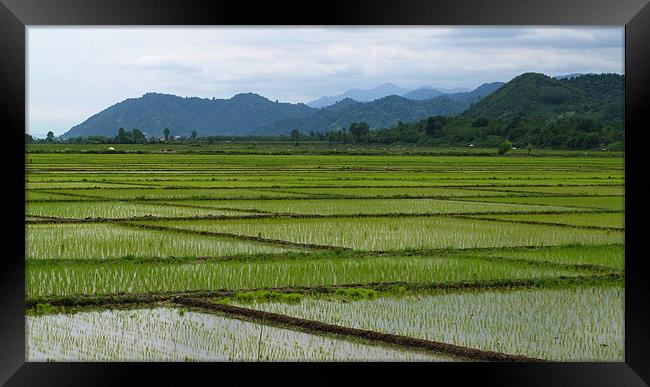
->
[[26, 223, 292, 260], [466, 196, 624, 211], [26, 254, 594, 297], [26, 190, 92, 202], [26, 201, 253, 219], [27, 307, 449, 361], [26, 181, 153, 190], [181, 198, 589, 216], [239, 286, 623, 361], [466, 185, 624, 196], [470, 245, 624, 271], [466, 212, 624, 229], [138, 216, 623, 251], [38, 188, 309, 201]]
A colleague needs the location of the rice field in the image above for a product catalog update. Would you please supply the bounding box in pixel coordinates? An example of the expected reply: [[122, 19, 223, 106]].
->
[[27, 223, 293, 260], [136, 216, 623, 250], [25, 149, 624, 362], [177, 198, 591, 216], [462, 185, 624, 196], [469, 245, 625, 271], [467, 195, 624, 211], [27, 307, 449, 361], [32, 187, 308, 201], [26, 254, 594, 298], [465, 212, 624, 229], [237, 286, 623, 361], [26, 201, 256, 219]]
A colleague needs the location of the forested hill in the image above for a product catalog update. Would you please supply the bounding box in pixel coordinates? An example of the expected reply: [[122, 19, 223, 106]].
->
[[463, 73, 624, 120], [62, 92, 315, 138], [61, 82, 503, 138]]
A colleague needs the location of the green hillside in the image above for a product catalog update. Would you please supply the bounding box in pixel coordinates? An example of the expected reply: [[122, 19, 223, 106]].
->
[[463, 73, 623, 120]]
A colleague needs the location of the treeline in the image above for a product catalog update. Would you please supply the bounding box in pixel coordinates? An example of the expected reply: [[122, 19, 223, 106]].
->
[[294, 114, 624, 150], [26, 127, 293, 145], [28, 114, 624, 151], [27, 127, 191, 145]]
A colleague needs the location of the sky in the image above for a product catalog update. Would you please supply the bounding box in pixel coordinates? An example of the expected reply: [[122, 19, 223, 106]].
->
[[27, 26, 624, 137]]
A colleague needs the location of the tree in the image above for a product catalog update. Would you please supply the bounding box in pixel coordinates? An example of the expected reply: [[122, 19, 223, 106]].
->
[[349, 122, 370, 143], [163, 128, 170, 141], [116, 128, 132, 144], [132, 128, 145, 143], [46, 131, 55, 143], [424, 116, 446, 137], [497, 139, 513, 155], [191, 130, 198, 141], [526, 143, 533, 155], [25, 133, 35, 144], [472, 118, 489, 128], [290, 129, 301, 141]]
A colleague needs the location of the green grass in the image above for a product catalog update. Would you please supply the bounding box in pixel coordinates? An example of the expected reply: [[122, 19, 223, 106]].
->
[[239, 285, 623, 361]]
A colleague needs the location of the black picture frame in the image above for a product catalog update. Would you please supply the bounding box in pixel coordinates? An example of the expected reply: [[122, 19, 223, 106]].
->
[[1, 0, 649, 385]]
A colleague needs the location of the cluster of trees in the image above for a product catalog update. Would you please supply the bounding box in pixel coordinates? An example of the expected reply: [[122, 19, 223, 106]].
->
[[27, 128, 201, 145], [293, 113, 623, 150], [26, 131, 57, 144]]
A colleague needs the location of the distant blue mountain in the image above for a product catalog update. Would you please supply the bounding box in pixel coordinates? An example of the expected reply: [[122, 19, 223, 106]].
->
[[306, 83, 412, 108], [401, 87, 444, 100], [308, 83, 478, 108]]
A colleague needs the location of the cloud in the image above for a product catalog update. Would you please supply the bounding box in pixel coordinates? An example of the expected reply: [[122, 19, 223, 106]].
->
[[27, 26, 623, 135]]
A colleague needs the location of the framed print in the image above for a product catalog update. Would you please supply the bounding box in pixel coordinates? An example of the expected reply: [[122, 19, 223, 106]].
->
[[1, 0, 649, 385]]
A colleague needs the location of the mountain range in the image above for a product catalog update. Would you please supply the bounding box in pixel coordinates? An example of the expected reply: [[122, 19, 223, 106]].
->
[[61, 72, 623, 139], [306, 83, 472, 108]]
